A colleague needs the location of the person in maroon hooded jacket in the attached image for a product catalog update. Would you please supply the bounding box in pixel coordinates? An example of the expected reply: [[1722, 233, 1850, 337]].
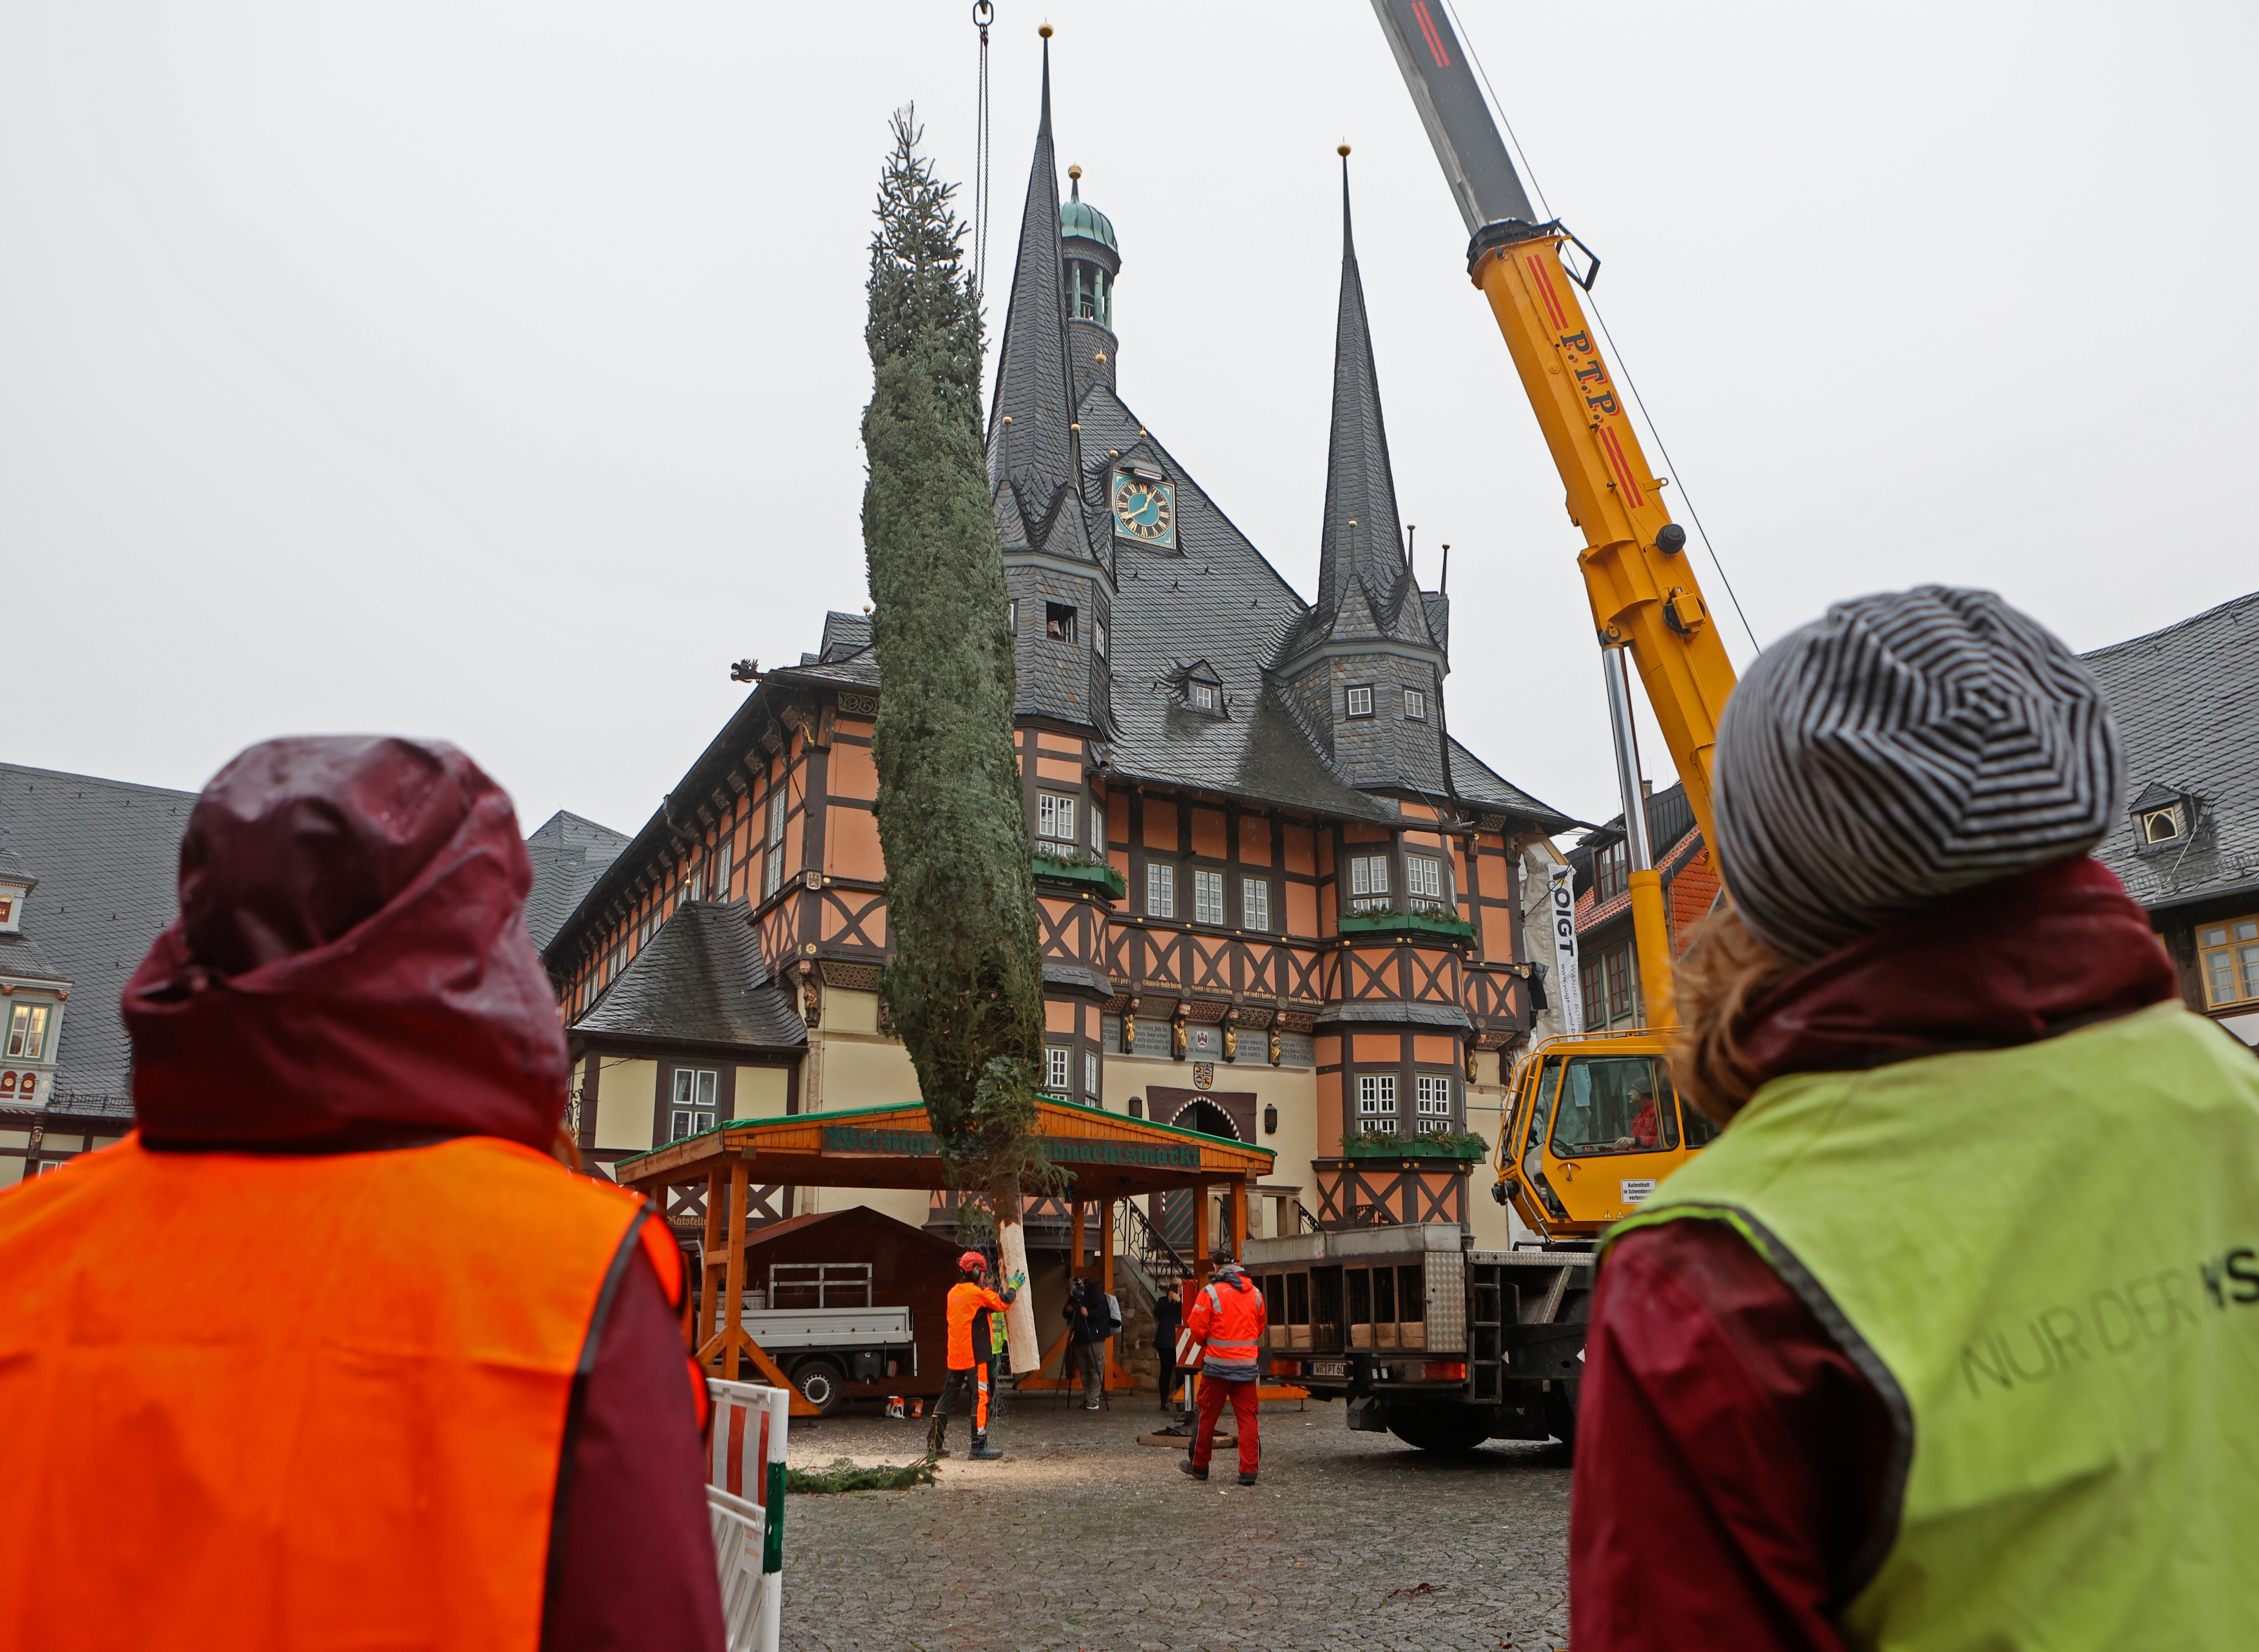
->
[[1567, 589, 2237, 1651], [0, 737, 722, 1652]]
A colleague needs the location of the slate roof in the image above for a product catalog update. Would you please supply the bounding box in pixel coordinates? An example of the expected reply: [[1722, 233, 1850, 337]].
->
[[2082, 590, 2259, 912], [0, 764, 195, 1098], [0, 928, 69, 988], [524, 810, 633, 950], [573, 899, 805, 1049]]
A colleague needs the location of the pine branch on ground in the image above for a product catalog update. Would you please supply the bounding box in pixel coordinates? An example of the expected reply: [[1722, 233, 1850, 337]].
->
[[785, 1455, 939, 1495]]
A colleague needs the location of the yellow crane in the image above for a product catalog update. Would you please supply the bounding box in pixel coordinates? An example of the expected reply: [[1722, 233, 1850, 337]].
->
[[1371, 0, 1741, 1242]]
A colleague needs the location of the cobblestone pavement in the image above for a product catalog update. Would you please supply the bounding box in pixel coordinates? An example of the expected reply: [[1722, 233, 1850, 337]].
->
[[779, 1394, 1570, 1652]]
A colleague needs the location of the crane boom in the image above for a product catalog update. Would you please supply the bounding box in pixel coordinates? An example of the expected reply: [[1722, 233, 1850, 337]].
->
[[1369, 0, 1739, 974]]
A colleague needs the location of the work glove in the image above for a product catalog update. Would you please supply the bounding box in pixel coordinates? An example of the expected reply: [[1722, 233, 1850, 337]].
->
[[999, 1287, 1019, 1306]]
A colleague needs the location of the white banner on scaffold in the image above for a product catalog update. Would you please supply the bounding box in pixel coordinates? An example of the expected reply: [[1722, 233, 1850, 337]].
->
[[1547, 864, 1584, 1037], [707, 1379, 790, 1652]]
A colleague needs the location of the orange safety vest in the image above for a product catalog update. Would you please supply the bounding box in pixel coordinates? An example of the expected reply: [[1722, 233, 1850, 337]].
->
[[945, 1281, 1010, 1370], [0, 1132, 657, 1652]]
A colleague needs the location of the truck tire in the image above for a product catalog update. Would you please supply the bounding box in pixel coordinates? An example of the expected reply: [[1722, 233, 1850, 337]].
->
[[790, 1355, 848, 1417], [1383, 1403, 1494, 1454]]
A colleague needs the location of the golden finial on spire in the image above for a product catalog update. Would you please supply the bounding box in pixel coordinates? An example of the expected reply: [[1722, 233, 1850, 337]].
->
[[1068, 164, 1082, 180], [1339, 142, 1352, 158], [1038, 21, 1053, 38]]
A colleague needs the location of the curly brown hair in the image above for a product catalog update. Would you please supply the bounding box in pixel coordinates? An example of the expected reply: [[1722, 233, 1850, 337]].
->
[[1670, 902, 1795, 1128]]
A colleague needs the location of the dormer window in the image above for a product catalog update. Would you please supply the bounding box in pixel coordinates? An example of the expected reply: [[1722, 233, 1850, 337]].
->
[[2129, 783, 2199, 857], [1594, 839, 1630, 903], [1345, 686, 1374, 719], [1404, 688, 1428, 722], [5, 1004, 50, 1061], [1191, 682, 1215, 711], [1181, 664, 1225, 717], [1046, 604, 1078, 643]]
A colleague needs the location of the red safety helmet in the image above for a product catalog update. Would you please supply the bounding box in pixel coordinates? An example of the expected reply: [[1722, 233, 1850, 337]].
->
[[958, 1250, 988, 1274]]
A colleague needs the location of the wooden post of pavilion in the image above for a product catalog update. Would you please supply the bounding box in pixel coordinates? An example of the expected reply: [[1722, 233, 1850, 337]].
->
[[722, 1156, 750, 1381], [698, 1166, 725, 1353], [1228, 1177, 1248, 1263], [1192, 1181, 1212, 1288]]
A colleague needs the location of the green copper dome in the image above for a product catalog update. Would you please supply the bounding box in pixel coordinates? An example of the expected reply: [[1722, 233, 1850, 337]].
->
[[1060, 168, 1116, 250]]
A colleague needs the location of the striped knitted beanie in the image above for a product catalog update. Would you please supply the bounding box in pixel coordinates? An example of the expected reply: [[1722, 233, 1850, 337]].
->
[[1712, 586, 2121, 963]]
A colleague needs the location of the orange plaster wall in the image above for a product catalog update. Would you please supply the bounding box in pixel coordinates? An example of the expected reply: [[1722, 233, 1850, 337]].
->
[[1343, 822, 1391, 845], [1287, 883, 1319, 937], [1104, 788, 1131, 844], [826, 805, 882, 879], [1190, 808, 1226, 860], [1413, 1034, 1459, 1067], [1237, 824, 1273, 868], [1036, 758, 1082, 784], [1142, 805, 1178, 851], [1482, 902, 1515, 960], [1315, 1067, 1344, 1156], [1284, 825, 1316, 876], [829, 743, 878, 801], [1045, 999, 1078, 1035], [1352, 1034, 1398, 1065]]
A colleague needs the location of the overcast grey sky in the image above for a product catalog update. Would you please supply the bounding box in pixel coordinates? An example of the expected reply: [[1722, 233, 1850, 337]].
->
[[5, 2, 2253, 839]]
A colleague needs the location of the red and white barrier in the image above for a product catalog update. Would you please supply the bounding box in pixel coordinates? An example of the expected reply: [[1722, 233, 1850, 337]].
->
[[707, 1379, 790, 1652]]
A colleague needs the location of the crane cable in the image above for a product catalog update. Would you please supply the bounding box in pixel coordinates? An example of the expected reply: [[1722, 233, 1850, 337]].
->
[[972, 2, 994, 305], [1440, 0, 1762, 658]]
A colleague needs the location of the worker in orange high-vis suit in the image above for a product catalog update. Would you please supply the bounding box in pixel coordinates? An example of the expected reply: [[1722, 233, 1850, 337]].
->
[[929, 1250, 1016, 1461], [0, 736, 722, 1652], [1179, 1261, 1267, 1486]]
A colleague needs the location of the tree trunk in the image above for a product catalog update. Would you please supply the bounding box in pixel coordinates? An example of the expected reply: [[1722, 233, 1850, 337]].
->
[[989, 1170, 1040, 1371]]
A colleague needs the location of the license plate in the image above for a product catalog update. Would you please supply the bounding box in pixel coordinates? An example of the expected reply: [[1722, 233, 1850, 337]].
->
[[1310, 1360, 1348, 1378]]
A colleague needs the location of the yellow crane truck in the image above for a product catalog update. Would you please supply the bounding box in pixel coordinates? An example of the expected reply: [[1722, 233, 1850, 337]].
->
[[1242, 3, 1745, 1455], [1368, 0, 1744, 1244]]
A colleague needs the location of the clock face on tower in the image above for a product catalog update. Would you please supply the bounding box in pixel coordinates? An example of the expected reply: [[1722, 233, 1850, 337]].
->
[[1111, 471, 1176, 547]]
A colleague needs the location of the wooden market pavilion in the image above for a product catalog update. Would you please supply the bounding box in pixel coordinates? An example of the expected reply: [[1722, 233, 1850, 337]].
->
[[616, 1099, 1276, 1414]]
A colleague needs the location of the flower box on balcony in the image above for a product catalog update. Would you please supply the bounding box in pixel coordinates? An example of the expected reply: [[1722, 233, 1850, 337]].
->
[[1031, 851, 1127, 899], [1335, 908, 1475, 942], [1337, 1130, 1489, 1162]]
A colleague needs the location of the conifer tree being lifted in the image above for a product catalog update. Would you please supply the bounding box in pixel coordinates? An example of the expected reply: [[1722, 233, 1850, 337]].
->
[[859, 108, 1050, 1370]]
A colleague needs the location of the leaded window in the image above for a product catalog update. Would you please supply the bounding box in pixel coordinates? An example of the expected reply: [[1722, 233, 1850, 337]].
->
[[1147, 863, 1176, 919], [1194, 869, 1226, 925]]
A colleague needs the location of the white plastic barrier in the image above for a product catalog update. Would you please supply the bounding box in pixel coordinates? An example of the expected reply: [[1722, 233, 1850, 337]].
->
[[707, 1379, 790, 1652]]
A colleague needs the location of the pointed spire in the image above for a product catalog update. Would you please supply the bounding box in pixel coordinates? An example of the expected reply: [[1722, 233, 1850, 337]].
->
[[1313, 148, 1435, 650], [985, 30, 1085, 557]]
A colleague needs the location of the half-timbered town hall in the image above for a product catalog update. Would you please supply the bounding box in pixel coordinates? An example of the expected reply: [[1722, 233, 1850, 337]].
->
[[538, 58, 1573, 1261]]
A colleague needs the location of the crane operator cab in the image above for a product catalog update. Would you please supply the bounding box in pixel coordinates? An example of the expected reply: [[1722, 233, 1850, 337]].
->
[[1497, 1033, 1720, 1241]]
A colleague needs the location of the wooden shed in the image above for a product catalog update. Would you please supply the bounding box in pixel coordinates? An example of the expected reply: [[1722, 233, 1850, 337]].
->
[[727, 1204, 966, 1408]]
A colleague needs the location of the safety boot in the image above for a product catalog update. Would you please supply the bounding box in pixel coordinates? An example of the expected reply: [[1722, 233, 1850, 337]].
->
[[1178, 1457, 1208, 1481], [969, 1437, 1003, 1461]]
